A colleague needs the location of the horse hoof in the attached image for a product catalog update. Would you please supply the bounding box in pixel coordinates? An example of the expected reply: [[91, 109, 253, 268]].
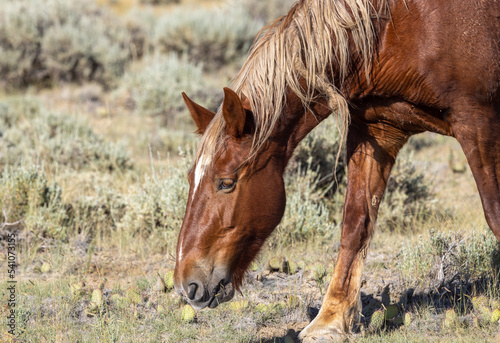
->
[[299, 332, 344, 343], [298, 325, 344, 342]]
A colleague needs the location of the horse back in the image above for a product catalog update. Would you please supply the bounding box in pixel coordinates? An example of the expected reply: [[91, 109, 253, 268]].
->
[[369, 0, 500, 109]]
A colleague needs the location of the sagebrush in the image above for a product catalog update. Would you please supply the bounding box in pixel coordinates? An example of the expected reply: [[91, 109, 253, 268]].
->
[[0, 0, 140, 88], [116, 53, 217, 121], [154, 5, 260, 68], [0, 98, 132, 173]]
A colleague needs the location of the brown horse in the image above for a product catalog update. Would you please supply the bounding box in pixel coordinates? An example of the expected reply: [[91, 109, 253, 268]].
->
[[174, 0, 500, 340]]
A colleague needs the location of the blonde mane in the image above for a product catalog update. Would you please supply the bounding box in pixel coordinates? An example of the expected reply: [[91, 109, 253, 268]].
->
[[194, 0, 388, 176]]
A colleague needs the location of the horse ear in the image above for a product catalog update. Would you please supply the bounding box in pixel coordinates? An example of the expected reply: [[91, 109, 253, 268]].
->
[[222, 87, 247, 138], [182, 92, 215, 134]]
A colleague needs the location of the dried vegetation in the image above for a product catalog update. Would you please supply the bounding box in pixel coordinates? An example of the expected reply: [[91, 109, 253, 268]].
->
[[0, 0, 499, 342]]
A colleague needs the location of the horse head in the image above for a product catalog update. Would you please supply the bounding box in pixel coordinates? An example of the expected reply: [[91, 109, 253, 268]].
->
[[174, 88, 287, 309]]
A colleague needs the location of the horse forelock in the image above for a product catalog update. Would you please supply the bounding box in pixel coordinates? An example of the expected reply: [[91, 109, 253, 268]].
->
[[193, 0, 387, 180]]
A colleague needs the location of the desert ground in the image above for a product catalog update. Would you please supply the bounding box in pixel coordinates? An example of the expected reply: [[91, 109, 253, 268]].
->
[[1, 0, 499, 342]]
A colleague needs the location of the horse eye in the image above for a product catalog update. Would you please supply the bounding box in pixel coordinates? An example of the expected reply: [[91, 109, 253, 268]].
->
[[218, 179, 235, 191]]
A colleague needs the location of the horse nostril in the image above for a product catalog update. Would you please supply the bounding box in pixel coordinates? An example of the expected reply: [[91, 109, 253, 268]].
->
[[187, 283, 198, 300]]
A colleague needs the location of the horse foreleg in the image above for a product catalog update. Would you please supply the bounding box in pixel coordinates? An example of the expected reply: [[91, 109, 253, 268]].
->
[[451, 105, 500, 241], [299, 120, 408, 341]]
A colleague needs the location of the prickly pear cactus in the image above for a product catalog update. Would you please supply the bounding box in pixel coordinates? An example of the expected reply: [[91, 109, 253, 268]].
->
[[370, 310, 385, 332]]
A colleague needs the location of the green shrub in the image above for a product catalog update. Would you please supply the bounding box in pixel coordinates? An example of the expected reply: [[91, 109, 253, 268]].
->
[[287, 119, 438, 235], [0, 166, 66, 239], [405, 133, 438, 152], [398, 228, 500, 285], [0, 98, 132, 173], [63, 183, 127, 239], [0, 93, 191, 243], [0, 0, 139, 88], [154, 6, 260, 68], [0, 97, 134, 240], [117, 54, 217, 121], [273, 164, 338, 245], [0, 154, 189, 242], [124, 8, 157, 58], [0, 167, 57, 223], [118, 150, 190, 240], [273, 117, 348, 244], [377, 152, 437, 232], [288, 116, 346, 196], [239, 0, 297, 22]]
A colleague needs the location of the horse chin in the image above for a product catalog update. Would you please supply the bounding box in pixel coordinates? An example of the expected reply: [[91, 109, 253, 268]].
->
[[208, 282, 235, 309], [188, 281, 235, 310]]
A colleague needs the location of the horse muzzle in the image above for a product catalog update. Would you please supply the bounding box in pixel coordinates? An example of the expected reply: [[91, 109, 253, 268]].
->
[[175, 267, 235, 310]]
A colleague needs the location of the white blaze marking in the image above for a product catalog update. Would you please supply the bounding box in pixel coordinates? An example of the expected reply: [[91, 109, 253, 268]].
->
[[180, 155, 208, 263], [192, 154, 209, 201], [193, 159, 203, 200], [178, 243, 184, 263]]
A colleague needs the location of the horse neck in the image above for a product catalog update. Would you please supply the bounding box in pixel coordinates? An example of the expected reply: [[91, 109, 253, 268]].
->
[[273, 88, 333, 165], [261, 1, 393, 166], [276, 60, 366, 165]]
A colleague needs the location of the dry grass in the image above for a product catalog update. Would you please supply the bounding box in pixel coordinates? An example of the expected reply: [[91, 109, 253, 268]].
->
[[1, 1, 499, 342]]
